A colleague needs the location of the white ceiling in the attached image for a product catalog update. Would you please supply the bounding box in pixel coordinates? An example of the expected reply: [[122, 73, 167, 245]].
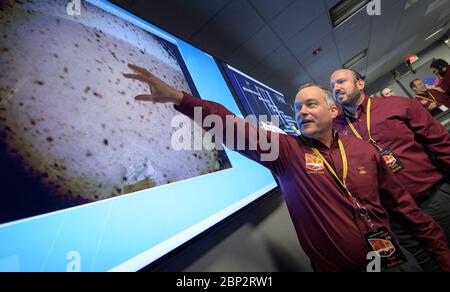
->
[[110, 0, 450, 99]]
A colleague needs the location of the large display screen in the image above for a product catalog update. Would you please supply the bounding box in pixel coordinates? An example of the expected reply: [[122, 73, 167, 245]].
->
[[220, 63, 299, 136], [0, 0, 277, 271]]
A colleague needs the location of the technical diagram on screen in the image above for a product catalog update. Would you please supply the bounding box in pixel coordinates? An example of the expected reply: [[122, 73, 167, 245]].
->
[[220, 64, 299, 136]]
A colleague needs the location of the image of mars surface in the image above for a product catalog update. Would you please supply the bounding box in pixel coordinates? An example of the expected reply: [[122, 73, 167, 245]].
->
[[0, 0, 231, 223]]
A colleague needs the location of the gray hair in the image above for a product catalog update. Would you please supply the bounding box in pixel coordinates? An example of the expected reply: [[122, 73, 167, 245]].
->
[[297, 83, 335, 108]]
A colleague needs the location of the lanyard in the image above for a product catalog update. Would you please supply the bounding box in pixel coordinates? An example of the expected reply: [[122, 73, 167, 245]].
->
[[345, 98, 372, 141], [311, 139, 349, 195], [301, 136, 374, 230], [416, 92, 436, 103], [345, 98, 382, 151]]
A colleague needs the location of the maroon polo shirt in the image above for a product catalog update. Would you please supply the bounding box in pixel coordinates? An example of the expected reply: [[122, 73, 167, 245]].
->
[[334, 95, 450, 203], [415, 89, 450, 116], [175, 93, 450, 272]]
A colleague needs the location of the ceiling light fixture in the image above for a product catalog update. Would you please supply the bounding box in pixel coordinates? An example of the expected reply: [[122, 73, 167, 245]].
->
[[425, 27, 445, 41], [343, 49, 367, 69], [330, 0, 369, 28]]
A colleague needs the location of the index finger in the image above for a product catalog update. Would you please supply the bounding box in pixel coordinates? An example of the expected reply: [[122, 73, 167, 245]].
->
[[128, 64, 152, 77], [123, 73, 151, 84]]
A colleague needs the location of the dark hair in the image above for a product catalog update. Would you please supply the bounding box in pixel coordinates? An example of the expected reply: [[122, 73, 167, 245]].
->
[[409, 79, 421, 90], [335, 68, 365, 81], [430, 58, 449, 70], [351, 69, 365, 81]]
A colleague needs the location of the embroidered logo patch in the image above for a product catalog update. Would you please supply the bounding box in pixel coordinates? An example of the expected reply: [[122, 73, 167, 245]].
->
[[368, 239, 396, 258], [358, 167, 367, 175], [305, 153, 324, 171], [383, 155, 397, 168]]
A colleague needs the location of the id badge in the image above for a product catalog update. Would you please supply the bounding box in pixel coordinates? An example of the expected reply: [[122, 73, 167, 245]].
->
[[365, 226, 407, 269], [439, 105, 449, 112], [380, 148, 404, 173]]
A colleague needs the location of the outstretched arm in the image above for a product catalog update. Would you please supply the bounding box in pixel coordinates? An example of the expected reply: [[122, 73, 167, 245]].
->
[[123, 64, 288, 174]]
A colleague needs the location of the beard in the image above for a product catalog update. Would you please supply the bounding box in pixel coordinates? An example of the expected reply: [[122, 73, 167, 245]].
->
[[336, 87, 361, 107]]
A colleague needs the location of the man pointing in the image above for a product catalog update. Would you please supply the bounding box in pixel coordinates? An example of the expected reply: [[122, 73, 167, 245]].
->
[[124, 64, 450, 272]]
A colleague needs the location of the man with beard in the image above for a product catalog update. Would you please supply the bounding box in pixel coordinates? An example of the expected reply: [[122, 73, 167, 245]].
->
[[122, 64, 450, 272], [331, 68, 450, 272], [430, 59, 450, 96]]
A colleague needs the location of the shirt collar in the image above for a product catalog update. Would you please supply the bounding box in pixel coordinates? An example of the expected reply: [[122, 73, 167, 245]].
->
[[416, 92, 429, 98], [344, 95, 369, 121], [300, 131, 340, 151]]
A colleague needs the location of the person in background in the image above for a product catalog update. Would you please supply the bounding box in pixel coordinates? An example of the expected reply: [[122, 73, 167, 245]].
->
[[410, 79, 450, 116], [430, 59, 450, 96], [331, 68, 450, 271], [123, 64, 450, 272], [381, 87, 396, 97]]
